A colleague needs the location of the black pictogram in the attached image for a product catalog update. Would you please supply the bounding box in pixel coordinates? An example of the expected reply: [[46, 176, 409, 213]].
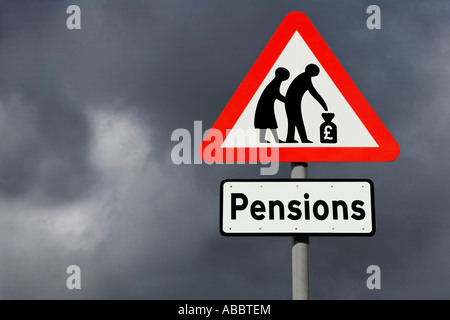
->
[[254, 67, 290, 143], [254, 64, 336, 144]]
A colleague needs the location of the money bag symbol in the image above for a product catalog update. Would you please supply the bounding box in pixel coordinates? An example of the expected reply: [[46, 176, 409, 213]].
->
[[320, 113, 337, 143]]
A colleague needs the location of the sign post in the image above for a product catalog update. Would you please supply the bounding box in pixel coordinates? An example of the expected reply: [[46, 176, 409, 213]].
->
[[291, 162, 309, 300]]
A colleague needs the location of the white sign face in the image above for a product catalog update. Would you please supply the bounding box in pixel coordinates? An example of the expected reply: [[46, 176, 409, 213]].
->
[[221, 179, 375, 236], [222, 31, 378, 148]]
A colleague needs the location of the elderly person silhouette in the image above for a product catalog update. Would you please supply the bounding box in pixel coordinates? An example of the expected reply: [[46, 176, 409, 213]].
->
[[254, 67, 290, 143], [283, 64, 328, 143]]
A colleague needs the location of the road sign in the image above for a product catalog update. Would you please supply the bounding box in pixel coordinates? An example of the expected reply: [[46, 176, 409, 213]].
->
[[220, 179, 375, 236], [200, 11, 400, 162]]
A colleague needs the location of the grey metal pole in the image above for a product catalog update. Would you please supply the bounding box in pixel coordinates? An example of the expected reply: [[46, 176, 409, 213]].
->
[[291, 162, 310, 300]]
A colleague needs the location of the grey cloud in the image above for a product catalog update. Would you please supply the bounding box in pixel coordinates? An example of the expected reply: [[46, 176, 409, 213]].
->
[[0, 0, 448, 300]]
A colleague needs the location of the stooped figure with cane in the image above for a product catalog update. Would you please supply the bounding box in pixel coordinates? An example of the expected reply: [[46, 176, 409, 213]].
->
[[283, 63, 328, 143]]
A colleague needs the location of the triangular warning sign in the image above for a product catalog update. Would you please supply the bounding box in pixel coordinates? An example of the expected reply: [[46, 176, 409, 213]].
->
[[200, 11, 400, 163]]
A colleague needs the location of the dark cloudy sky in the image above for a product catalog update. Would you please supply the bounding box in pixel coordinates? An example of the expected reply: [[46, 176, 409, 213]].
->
[[0, 0, 449, 299]]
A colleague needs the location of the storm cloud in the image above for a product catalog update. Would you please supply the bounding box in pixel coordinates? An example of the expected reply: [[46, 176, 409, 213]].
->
[[0, 0, 449, 299]]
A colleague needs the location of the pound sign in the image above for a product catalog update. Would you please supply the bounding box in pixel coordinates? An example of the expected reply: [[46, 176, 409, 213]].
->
[[320, 113, 337, 144], [323, 125, 333, 140]]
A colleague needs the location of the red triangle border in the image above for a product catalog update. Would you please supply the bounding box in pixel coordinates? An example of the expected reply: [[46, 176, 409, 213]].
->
[[200, 11, 400, 163]]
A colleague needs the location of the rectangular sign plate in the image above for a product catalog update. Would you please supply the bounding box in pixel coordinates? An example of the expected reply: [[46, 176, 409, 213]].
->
[[220, 179, 375, 236]]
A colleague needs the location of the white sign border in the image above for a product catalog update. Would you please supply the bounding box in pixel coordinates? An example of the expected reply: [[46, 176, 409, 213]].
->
[[220, 179, 376, 237]]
